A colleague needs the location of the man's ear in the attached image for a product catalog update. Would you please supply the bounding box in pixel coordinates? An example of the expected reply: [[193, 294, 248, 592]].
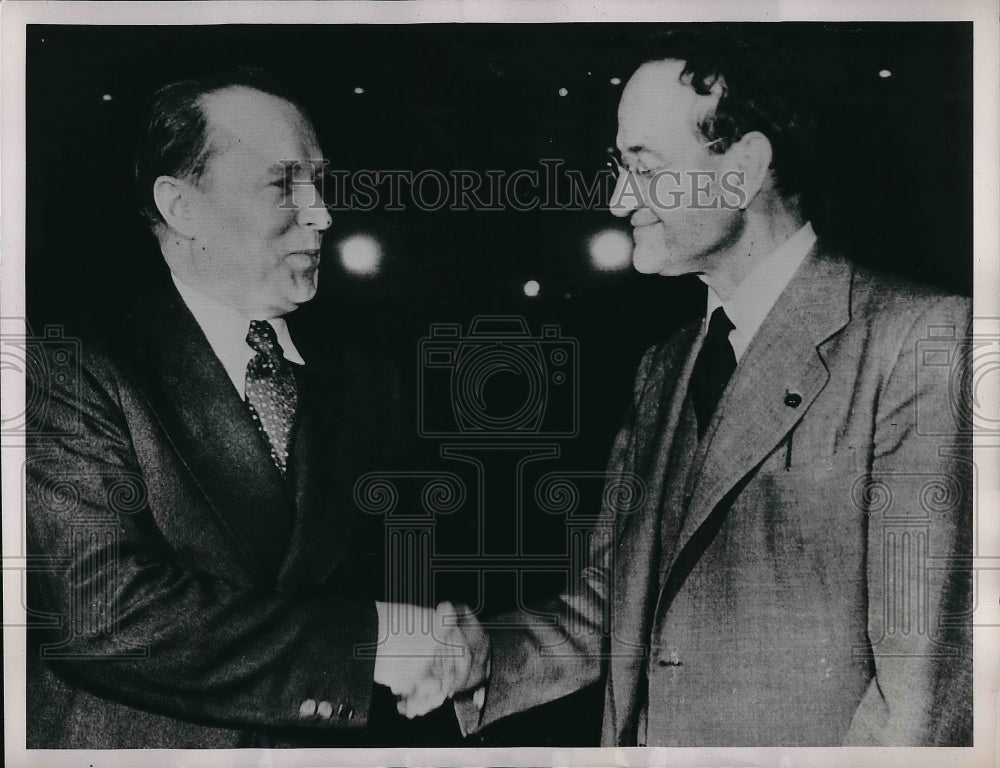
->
[[152, 175, 199, 238], [732, 131, 773, 210]]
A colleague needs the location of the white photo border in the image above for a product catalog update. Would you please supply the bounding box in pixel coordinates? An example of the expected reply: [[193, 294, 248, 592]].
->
[[3, 2, 997, 767]]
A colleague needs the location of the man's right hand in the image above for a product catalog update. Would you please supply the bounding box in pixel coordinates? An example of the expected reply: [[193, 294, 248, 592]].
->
[[372, 601, 491, 719]]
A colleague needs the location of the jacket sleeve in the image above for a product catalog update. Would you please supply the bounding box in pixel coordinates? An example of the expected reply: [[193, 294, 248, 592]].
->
[[26, 346, 379, 732], [843, 295, 973, 745], [456, 347, 658, 736]]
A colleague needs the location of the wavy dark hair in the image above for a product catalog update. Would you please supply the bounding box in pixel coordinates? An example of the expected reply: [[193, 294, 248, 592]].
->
[[634, 26, 822, 203], [133, 66, 308, 230]]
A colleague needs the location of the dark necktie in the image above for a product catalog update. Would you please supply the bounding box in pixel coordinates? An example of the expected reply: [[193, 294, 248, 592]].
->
[[245, 320, 299, 476], [689, 307, 737, 437]]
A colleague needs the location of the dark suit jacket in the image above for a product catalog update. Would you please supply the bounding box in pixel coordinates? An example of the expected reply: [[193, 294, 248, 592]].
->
[[26, 280, 406, 748], [461, 247, 973, 746]]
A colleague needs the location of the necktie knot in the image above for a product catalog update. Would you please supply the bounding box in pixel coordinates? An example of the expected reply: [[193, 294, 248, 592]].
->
[[246, 320, 283, 363], [706, 306, 735, 339], [689, 306, 737, 438]]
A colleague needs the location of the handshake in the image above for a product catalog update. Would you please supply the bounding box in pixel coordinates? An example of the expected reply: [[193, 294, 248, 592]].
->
[[372, 600, 491, 718]]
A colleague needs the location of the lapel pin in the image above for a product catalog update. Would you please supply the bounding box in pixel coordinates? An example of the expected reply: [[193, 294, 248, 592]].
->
[[784, 391, 802, 408]]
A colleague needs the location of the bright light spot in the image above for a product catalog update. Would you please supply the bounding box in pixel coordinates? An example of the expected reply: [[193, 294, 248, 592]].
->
[[354, 86, 365, 94], [878, 69, 892, 79], [101, 94, 113, 102], [588, 229, 633, 272], [609, 77, 622, 86], [557, 87, 569, 97], [339, 235, 382, 276], [523, 280, 541, 297]]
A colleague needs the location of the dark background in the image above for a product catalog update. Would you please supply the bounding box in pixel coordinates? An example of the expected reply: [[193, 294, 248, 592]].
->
[[26, 22, 973, 746]]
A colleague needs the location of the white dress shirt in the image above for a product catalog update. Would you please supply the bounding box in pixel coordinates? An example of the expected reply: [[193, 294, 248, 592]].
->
[[171, 274, 305, 398], [702, 221, 817, 361]]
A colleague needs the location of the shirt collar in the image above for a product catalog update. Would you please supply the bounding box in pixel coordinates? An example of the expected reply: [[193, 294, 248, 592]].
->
[[703, 221, 817, 361], [170, 273, 304, 397]]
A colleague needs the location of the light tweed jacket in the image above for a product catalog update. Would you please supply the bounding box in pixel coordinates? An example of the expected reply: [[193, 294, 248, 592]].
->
[[462, 247, 972, 746]]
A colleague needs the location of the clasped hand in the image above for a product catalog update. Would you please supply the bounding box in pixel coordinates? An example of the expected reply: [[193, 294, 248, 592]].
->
[[372, 600, 490, 718]]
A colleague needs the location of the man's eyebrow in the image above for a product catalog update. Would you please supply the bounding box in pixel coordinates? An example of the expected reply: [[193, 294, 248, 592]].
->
[[267, 160, 326, 176]]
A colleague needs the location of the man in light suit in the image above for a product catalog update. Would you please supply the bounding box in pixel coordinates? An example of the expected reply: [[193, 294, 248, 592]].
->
[[446, 30, 973, 745], [26, 68, 466, 748]]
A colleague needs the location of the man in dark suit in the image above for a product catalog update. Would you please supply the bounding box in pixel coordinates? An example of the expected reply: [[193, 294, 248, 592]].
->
[[26, 68, 465, 748], [445, 30, 973, 745]]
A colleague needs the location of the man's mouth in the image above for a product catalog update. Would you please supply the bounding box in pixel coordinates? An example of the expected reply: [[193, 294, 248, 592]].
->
[[630, 211, 658, 229], [287, 250, 321, 263]]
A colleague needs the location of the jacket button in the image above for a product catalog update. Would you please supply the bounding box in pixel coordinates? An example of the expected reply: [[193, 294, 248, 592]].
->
[[784, 392, 802, 408], [298, 699, 317, 717], [655, 650, 683, 668], [317, 701, 334, 719]]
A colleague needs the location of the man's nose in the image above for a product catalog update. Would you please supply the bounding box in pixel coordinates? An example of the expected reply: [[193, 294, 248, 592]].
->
[[295, 183, 332, 231], [609, 168, 642, 218]]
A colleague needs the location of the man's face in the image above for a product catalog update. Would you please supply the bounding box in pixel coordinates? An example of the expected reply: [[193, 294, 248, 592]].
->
[[185, 86, 332, 319], [611, 60, 743, 277]]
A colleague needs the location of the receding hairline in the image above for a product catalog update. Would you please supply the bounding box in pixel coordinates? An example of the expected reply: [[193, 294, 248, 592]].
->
[[624, 57, 720, 100], [617, 58, 715, 150], [189, 85, 320, 182]]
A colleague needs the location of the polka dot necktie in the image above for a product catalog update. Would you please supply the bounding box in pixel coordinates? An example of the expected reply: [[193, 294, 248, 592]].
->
[[245, 320, 299, 476]]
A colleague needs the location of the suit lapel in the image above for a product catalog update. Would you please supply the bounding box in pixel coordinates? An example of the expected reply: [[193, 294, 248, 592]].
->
[[130, 285, 294, 581], [665, 249, 853, 577]]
